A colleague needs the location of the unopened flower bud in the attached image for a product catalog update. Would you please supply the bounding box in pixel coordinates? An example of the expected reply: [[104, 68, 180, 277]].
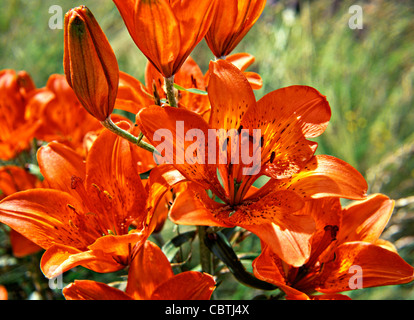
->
[[64, 6, 119, 121]]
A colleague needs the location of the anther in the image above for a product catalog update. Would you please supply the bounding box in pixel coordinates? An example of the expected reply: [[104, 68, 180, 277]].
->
[[270, 151, 276, 164]]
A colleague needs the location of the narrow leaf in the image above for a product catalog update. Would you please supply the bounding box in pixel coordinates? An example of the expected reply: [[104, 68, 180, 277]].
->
[[162, 230, 196, 262], [204, 231, 277, 291], [173, 83, 208, 95]]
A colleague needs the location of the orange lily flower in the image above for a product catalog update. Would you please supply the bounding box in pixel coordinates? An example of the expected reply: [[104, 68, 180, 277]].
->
[[64, 6, 119, 121], [0, 121, 167, 279], [205, 0, 266, 58], [0, 166, 43, 257], [63, 241, 216, 300], [253, 194, 414, 300], [113, 0, 217, 78], [0, 69, 41, 160], [135, 59, 367, 267]]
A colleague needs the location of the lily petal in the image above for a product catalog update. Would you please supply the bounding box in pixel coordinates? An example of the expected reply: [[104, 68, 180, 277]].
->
[[288, 155, 368, 200], [63, 280, 132, 300], [0, 166, 41, 198], [126, 241, 174, 300], [208, 59, 256, 132], [85, 121, 148, 231], [256, 155, 368, 201], [37, 141, 86, 200], [136, 105, 223, 196], [205, 0, 266, 57], [0, 189, 95, 250], [241, 85, 331, 179], [115, 71, 153, 114], [151, 271, 216, 300], [169, 184, 229, 227], [253, 243, 310, 299], [145, 164, 186, 230], [41, 233, 146, 278], [338, 194, 394, 245], [169, 0, 217, 74], [9, 230, 42, 258], [246, 214, 315, 267], [114, 0, 180, 77], [318, 242, 414, 293]]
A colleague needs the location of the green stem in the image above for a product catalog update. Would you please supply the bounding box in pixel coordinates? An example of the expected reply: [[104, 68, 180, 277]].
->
[[101, 117, 159, 155], [164, 76, 178, 108], [198, 226, 212, 274]]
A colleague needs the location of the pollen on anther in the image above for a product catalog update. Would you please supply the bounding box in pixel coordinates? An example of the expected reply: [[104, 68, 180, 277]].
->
[[103, 190, 113, 200]]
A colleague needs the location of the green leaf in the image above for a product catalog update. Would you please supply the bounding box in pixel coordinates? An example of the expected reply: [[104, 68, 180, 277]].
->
[[173, 83, 208, 95], [162, 230, 196, 262], [204, 231, 277, 291]]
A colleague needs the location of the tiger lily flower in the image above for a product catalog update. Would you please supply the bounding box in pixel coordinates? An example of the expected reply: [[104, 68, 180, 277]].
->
[[63, 241, 216, 300], [0, 121, 167, 279], [0, 166, 43, 257], [205, 0, 266, 58], [64, 6, 119, 121], [0, 69, 41, 160], [135, 59, 367, 267], [113, 0, 217, 79], [253, 194, 414, 300]]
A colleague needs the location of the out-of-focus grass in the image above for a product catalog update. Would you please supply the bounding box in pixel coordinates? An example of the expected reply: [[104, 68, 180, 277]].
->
[[0, 0, 413, 299], [0, 0, 148, 86]]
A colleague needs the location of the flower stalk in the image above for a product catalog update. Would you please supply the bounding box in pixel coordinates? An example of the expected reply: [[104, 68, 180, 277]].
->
[[198, 226, 212, 274], [164, 76, 178, 108], [101, 117, 159, 155]]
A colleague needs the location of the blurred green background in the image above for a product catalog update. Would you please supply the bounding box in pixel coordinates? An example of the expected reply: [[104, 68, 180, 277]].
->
[[0, 0, 414, 299]]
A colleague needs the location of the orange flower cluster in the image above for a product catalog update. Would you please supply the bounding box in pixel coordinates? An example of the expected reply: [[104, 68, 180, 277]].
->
[[0, 1, 412, 300]]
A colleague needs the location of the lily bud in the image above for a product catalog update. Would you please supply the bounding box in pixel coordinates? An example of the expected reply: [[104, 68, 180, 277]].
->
[[205, 0, 266, 58], [64, 6, 119, 121], [113, 0, 217, 78]]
